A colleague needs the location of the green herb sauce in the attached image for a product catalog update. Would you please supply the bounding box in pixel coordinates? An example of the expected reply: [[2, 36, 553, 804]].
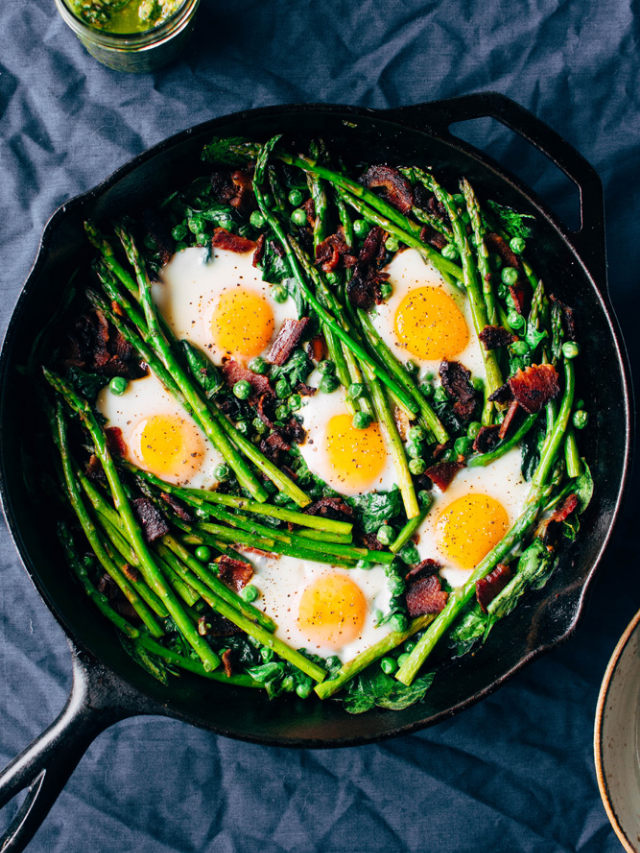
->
[[65, 0, 185, 34]]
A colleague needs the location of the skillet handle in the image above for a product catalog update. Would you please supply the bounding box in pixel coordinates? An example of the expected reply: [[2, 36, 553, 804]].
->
[[386, 92, 607, 289], [0, 644, 140, 853]]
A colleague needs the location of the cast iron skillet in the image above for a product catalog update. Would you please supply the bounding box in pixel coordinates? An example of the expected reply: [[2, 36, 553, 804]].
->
[[0, 93, 632, 852]]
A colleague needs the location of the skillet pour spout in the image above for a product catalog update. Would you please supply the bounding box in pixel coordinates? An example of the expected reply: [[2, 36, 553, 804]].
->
[[0, 93, 632, 852]]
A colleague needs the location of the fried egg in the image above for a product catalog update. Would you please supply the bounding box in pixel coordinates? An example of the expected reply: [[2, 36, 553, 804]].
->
[[242, 551, 393, 661], [152, 246, 293, 365], [296, 385, 396, 496], [370, 248, 486, 379], [415, 447, 529, 588], [97, 371, 223, 489]]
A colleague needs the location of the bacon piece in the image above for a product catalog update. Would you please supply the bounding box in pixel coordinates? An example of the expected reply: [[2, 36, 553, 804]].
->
[[346, 226, 389, 310], [63, 310, 145, 378], [359, 225, 388, 266], [267, 317, 311, 366], [424, 460, 465, 491], [479, 325, 516, 351], [306, 335, 327, 363], [315, 229, 350, 272], [473, 425, 501, 454], [509, 282, 529, 316], [255, 393, 277, 430], [259, 432, 290, 463], [432, 440, 453, 461], [215, 555, 253, 592], [537, 493, 580, 546], [550, 294, 577, 341], [302, 197, 315, 226], [160, 492, 194, 523], [142, 208, 173, 266], [283, 416, 306, 445], [360, 532, 387, 552], [303, 496, 354, 523], [485, 232, 521, 271], [489, 383, 513, 404], [508, 364, 560, 414], [221, 360, 274, 399], [360, 165, 414, 214], [406, 574, 448, 617], [552, 493, 579, 523], [211, 227, 256, 254], [221, 649, 234, 678], [85, 454, 104, 481], [419, 225, 448, 250], [476, 563, 512, 612], [105, 427, 127, 458], [252, 233, 266, 267], [439, 360, 477, 421], [229, 170, 257, 215], [296, 382, 316, 397], [499, 399, 520, 440], [198, 612, 242, 637], [406, 558, 441, 583], [132, 498, 170, 543]]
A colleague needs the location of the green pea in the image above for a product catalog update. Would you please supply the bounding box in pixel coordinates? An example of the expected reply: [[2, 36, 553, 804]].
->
[[372, 609, 384, 626], [291, 208, 308, 227], [388, 576, 405, 595], [348, 382, 364, 400], [262, 192, 274, 209], [233, 380, 251, 400], [234, 419, 251, 437], [406, 440, 424, 459], [326, 271, 340, 286], [187, 215, 204, 233], [288, 189, 304, 207], [433, 386, 449, 403], [288, 394, 302, 411], [380, 282, 393, 301], [252, 417, 267, 435], [376, 525, 394, 546], [576, 399, 585, 410], [109, 376, 128, 396], [511, 340, 530, 355], [272, 284, 288, 303], [353, 411, 373, 430], [385, 237, 399, 253], [282, 675, 295, 692], [275, 404, 290, 421], [573, 410, 588, 429], [405, 360, 418, 376], [409, 458, 426, 475], [175, 241, 188, 252], [380, 657, 398, 675], [408, 425, 426, 442], [194, 545, 212, 562], [441, 243, 458, 260], [171, 223, 187, 241], [397, 653, 411, 667], [489, 253, 503, 270], [319, 375, 340, 394], [420, 382, 434, 399], [507, 310, 525, 329], [563, 341, 580, 359], [260, 646, 274, 662], [390, 613, 408, 633], [404, 642, 416, 654], [467, 421, 482, 439], [353, 219, 369, 238], [510, 236, 526, 254], [422, 371, 434, 382], [196, 232, 209, 246], [399, 543, 419, 565], [248, 356, 268, 375], [214, 463, 231, 482], [275, 378, 291, 398], [318, 360, 335, 375], [240, 584, 259, 602], [454, 436, 473, 456], [249, 210, 265, 229], [501, 266, 519, 285], [473, 376, 484, 393], [296, 681, 312, 699], [356, 559, 374, 570]]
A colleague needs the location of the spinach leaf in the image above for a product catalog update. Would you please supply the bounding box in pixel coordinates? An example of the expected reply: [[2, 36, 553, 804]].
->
[[487, 200, 535, 240], [521, 420, 545, 481], [65, 367, 109, 403], [488, 538, 555, 620], [338, 668, 435, 714], [181, 340, 223, 398], [573, 460, 594, 514], [448, 604, 495, 658], [119, 635, 171, 685], [349, 486, 404, 533], [270, 348, 314, 388], [201, 137, 258, 167]]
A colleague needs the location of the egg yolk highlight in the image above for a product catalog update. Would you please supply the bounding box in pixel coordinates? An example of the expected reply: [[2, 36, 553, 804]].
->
[[325, 414, 387, 491], [435, 494, 509, 570], [210, 287, 274, 360], [394, 286, 469, 361], [130, 414, 205, 483], [298, 573, 366, 649]]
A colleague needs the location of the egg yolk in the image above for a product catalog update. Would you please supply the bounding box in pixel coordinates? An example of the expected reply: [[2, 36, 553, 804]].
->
[[325, 414, 387, 491], [210, 287, 274, 360], [130, 414, 205, 484], [435, 493, 509, 570], [394, 286, 469, 361], [298, 573, 366, 649]]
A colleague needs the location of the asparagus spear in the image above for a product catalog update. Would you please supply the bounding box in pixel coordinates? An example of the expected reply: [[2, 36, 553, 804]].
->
[[461, 178, 499, 327], [390, 493, 433, 554], [467, 414, 539, 468], [136, 635, 261, 688]]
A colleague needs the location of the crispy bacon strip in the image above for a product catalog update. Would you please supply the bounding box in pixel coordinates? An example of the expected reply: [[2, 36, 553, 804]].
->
[[406, 574, 448, 617], [303, 496, 354, 522], [424, 460, 465, 491], [476, 563, 512, 612], [142, 208, 173, 266], [267, 317, 311, 366], [211, 227, 256, 254], [105, 427, 127, 458], [315, 229, 350, 272], [221, 649, 234, 678], [252, 233, 266, 267], [479, 325, 516, 351], [552, 493, 579, 523], [473, 425, 501, 454], [360, 165, 414, 214], [221, 360, 274, 399], [406, 559, 441, 583], [439, 360, 476, 421], [419, 225, 448, 250], [346, 226, 389, 310], [132, 498, 170, 543], [489, 383, 514, 404], [498, 399, 520, 440], [508, 364, 560, 413], [215, 555, 253, 592], [160, 492, 193, 523], [229, 170, 257, 215], [198, 612, 242, 637], [485, 232, 521, 271]]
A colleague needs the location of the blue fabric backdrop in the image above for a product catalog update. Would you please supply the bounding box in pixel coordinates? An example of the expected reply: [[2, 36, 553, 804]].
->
[[1, 1, 639, 850]]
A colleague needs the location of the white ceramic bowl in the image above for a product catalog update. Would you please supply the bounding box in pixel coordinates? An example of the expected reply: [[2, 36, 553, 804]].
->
[[595, 608, 640, 852]]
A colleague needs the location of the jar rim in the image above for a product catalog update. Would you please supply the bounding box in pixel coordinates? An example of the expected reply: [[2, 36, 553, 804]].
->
[[56, 0, 198, 44]]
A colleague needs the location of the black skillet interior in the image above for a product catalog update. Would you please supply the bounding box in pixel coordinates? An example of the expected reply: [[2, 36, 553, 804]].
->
[[0, 96, 632, 749]]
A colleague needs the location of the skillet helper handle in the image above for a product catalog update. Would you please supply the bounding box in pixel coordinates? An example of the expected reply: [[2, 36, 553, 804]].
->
[[0, 646, 136, 853], [388, 92, 607, 288]]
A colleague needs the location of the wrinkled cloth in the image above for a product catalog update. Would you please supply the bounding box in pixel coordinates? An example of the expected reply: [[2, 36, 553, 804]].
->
[[2, 0, 640, 850]]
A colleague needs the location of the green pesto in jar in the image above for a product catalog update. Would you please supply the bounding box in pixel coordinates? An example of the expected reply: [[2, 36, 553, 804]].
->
[[64, 0, 185, 34]]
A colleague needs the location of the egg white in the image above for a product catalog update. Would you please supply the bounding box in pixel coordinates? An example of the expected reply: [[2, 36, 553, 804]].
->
[[415, 446, 529, 588], [242, 551, 394, 662], [97, 371, 224, 489], [152, 246, 294, 364], [370, 248, 486, 380], [296, 384, 397, 496]]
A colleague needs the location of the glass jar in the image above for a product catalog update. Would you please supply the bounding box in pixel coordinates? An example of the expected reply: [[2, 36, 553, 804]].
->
[[54, 0, 201, 73]]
